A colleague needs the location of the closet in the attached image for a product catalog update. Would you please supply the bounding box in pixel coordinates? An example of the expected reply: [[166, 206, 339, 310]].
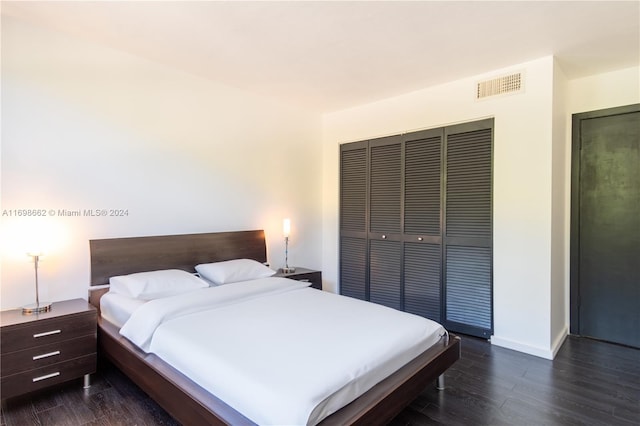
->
[[339, 119, 493, 338]]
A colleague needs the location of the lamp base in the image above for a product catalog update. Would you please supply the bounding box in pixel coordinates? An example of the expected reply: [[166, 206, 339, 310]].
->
[[281, 267, 296, 273], [22, 302, 52, 315]]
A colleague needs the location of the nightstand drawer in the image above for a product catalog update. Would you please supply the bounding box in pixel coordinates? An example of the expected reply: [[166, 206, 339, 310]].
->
[[0, 334, 96, 376], [0, 353, 96, 399], [1, 312, 95, 354], [274, 268, 322, 290], [291, 272, 322, 289]]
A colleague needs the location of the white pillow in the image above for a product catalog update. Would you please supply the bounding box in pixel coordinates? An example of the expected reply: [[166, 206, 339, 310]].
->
[[109, 269, 208, 300], [195, 259, 275, 285]]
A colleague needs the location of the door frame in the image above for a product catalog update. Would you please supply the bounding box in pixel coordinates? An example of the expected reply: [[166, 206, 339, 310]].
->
[[569, 103, 640, 335]]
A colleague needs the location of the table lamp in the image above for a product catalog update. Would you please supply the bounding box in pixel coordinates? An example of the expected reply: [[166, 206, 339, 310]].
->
[[22, 252, 52, 314], [282, 218, 295, 273]]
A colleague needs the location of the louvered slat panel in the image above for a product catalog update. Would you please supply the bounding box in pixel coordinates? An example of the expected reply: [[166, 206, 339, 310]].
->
[[370, 144, 401, 233], [405, 136, 441, 235], [445, 246, 492, 329], [340, 148, 367, 232], [404, 242, 441, 321], [369, 239, 401, 309], [446, 128, 492, 239], [340, 237, 367, 300]]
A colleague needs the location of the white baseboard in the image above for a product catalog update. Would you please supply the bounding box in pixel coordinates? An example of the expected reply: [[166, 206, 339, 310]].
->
[[490, 335, 558, 360], [550, 326, 569, 358], [490, 326, 569, 359]]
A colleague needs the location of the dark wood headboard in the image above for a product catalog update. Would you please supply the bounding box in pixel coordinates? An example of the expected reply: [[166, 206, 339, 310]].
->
[[89, 230, 267, 286]]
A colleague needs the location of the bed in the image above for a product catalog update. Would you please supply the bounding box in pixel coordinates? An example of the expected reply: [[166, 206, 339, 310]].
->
[[88, 229, 460, 425]]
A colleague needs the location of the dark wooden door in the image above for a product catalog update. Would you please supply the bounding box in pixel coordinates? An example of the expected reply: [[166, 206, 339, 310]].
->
[[443, 122, 493, 338], [403, 129, 442, 322], [571, 104, 640, 348], [368, 135, 403, 310], [340, 141, 368, 301]]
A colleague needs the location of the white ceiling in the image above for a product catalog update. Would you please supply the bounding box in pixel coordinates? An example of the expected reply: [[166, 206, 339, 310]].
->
[[2, 1, 639, 112]]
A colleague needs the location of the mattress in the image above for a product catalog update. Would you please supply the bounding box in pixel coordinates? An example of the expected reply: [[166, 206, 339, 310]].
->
[[116, 277, 446, 425]]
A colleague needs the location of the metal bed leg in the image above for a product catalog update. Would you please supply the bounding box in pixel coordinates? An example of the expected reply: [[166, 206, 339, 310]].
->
[[436, 374, 445, 390], [83, 374, 91, 389]]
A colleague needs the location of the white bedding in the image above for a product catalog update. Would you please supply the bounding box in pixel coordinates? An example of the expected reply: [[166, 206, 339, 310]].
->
[[100, 292, 145, 328], [118, 277, 446, 426]]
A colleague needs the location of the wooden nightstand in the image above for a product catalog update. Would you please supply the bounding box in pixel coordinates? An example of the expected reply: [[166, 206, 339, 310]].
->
[[275, 267, 322, 290], [0, 299, 97, 399]]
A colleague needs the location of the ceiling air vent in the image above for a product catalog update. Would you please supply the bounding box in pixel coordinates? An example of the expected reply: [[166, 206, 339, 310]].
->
[[476, 72, 523, 99]]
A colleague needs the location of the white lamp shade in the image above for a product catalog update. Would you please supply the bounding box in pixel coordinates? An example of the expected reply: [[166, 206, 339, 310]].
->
[[283, 218, 291, 237]]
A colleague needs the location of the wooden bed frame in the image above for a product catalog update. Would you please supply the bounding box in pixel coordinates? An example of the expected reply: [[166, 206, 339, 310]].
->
[[88, 229, 460, 426]]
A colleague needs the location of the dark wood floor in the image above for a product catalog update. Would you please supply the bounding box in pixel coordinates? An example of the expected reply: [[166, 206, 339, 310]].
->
[[2, 335, 639, 425]]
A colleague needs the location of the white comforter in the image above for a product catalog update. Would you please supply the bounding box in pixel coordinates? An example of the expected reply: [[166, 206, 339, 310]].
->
[[119, 277, 446, 426]]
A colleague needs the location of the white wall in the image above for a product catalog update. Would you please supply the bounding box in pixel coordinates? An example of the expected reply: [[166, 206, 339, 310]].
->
[[323, 56, 559, 358], [567, 66, 640, 114], [0, 17, 323, 309], [550, 59, 569, 356]]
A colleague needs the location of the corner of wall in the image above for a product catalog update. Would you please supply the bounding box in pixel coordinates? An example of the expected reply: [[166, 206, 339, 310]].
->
[[550, 325, 569, 359], [490, 335, 556, 360], [492, 323, 567, 360], [550, 57, 569, 351]]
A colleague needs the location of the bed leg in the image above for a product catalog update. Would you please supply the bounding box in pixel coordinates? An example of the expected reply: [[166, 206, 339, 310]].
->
[[436, 374, 445, 390], [83, 374, 91, 389]]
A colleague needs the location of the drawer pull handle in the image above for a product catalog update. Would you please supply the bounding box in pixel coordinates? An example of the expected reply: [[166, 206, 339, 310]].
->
[[32, 372, 60, 382], [418, 237, 423, 241], [33, 330, 61, 338], [33, 351, 61, 361]]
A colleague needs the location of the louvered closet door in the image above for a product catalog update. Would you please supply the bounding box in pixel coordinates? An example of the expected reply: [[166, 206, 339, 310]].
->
[[444, 119, 493, 338], [369, 136, 402, 309], [339, 119, 493, 337], [340, 142, 368, 300], [403, 129, 443, 321]]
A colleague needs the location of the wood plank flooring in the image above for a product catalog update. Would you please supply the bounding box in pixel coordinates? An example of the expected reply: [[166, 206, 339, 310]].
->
[[2, 335, 638, 425]]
